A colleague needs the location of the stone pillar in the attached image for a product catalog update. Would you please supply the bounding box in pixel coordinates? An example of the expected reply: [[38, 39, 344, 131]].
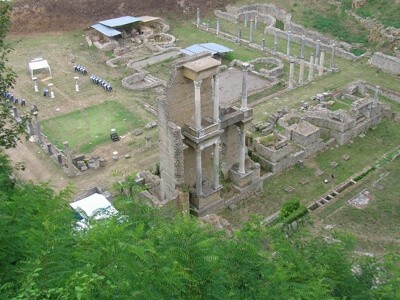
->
[[319, 49, 325, 76], [63, 141, 74, 175], [206, 20, 209, 31], [308, 54, 314, 81], [254, 15, 258, 30], [57, 153, 63, 165], [374, 86, 380, 105], [330, 43, 336, 69], [249, 19, 253, 43], [238, 127, 246, 175], [213, 74, 220, 122], [145, 136, 151, 148], [47, 143, 53, 155], [299, 58, 305, 86], [216, 18, 220, 35], [27, 118, 34, 136], [241, 63, 250, 111], [194, 80, 202, 131], [286, 31, 291, 57], [195, 148, 203, 196], [213, 141, 221, 189], [12, 106, 19, 119], [358, 80, 366, 95], [238, 28, 242, 43], [244, 13, 248, 27], [262, 38, 266, 51], [196, 8, 200, 27], [315, 40, 320, 66], [273, 29, 278, 53], [288, 59, 295, 90], [33, 111, 43, 145], [301, 35, 306, 59]]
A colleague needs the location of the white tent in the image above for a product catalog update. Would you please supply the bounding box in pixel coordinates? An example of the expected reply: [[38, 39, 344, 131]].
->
[[28, 58, 52, 79], [70, 193, 118, 220]]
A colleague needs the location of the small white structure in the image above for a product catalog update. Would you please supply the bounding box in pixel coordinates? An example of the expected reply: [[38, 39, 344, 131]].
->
[[70, 193, 118, 229], [28, 58, 52, 79]]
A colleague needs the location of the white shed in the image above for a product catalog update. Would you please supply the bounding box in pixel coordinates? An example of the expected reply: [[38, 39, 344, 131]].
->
[[28, 58, 52, 79]]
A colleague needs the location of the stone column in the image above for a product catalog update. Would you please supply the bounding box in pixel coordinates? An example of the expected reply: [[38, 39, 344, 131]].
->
[[254, 15, 258, 30], [288, 59, 295, 90], [33, 111, 43, 145], [57, 153, 63, 165], [63, 141, 74, 175], [47, 143, 53, 155], [315, 40, 320, 66], [238, 28, 242, 43], [194, 80, 202, 131], [249, 19, 253, 43], [319, 49, 325, 76], [374, 86, 380, 105], [206, 20, 209, 31], [308, 54, 314, 81], [213, 141, 221, 189], [216, 18, 220, 35], [286, 31, 291, 57], [238, 127, 246, 175], [299, 58, 305, 86], [196, 8, 200, 27], [27, 118, 34, 136], [12, 106, 19, 119], [301, 35, 306, 59], [213, 74, 220, 122], [244, 13, 248, 27], [241, 63, 250, 111], [262, 38, 266, 51], [273, 29, 278, 53], [330, 43, 336, 69], [195, 148, 203, 196]]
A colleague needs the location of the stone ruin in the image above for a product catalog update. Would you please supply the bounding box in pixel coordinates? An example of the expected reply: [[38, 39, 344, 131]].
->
[[248, 80, 386, 174], [136, 53, 262, 216]]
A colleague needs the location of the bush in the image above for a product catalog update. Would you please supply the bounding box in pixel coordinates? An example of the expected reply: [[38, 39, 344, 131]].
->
[[280, 198, 301, 219]]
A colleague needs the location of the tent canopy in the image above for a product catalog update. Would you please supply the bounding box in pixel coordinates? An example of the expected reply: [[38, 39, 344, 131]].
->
[[28, 58, 51, 79], [70, 193, 118, 220], [91, 23, 122, 37]]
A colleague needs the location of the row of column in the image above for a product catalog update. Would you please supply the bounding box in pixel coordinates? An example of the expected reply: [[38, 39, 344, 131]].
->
[[193, 74, 220, 132], [288, 49, 326, 90]]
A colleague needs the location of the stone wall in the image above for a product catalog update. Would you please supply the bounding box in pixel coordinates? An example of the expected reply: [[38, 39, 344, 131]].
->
[[366, 83, 400, 104], [369, 52, 400, 75]]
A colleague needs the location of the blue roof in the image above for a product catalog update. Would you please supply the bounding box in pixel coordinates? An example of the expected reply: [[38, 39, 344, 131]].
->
[[181, 43, 233, 56], [99, 16, 141, 28], [91, 24, 121, 37]]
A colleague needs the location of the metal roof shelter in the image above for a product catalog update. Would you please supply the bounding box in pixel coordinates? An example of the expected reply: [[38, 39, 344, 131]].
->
[[137, 16, 160, 23], [181, 43, 233, 56], [70, 193, 118, 220], [91, 23, 121, 37], [99, 16, 141, 28]]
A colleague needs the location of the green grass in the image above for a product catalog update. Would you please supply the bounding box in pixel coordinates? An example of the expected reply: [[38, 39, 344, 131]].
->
[[143, 57, 175, 81], [355, 0, 400, 29], [329, 100, 351, 111], [314, 156, 400, 254], [41, 101, 145, 153]]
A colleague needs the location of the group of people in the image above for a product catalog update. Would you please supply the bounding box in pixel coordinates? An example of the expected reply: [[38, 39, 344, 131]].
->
[[90, 75, 113, 92], [2, 91, 26, 106], [74, 64, 88, 75]]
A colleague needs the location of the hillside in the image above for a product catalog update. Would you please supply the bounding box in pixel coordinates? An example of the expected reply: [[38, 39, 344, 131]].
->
[[9, 0, 234, 33]]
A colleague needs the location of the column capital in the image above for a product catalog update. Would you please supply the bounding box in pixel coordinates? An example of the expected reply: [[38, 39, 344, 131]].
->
[[194, 80, 202, 88], [242, 62, 250, 71]]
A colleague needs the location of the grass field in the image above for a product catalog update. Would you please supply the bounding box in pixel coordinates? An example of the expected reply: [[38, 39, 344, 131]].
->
[[41, 100, 145, 153], [313, 155, 400, 255]]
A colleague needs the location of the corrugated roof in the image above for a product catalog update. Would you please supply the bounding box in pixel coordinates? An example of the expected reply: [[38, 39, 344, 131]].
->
[[99, 16, 141, 28], [91, 23, 121, 37], [181, 43, 233, 56], [138, 16, 160, 22]]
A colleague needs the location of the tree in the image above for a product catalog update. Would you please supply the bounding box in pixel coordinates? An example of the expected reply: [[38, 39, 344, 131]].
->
[[0, 2, 29, 149]]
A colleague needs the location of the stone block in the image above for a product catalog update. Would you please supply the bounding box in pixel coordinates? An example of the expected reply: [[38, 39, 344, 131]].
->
[[80, 165, 88, 172], [342, 154, 350, 161], [285, 186, 295, 193], [330, 161, 339, 168]]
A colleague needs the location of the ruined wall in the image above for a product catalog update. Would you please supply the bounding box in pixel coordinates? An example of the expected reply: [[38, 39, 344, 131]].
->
[[221, 125, 240, 177], [369, 52, 400, 75]]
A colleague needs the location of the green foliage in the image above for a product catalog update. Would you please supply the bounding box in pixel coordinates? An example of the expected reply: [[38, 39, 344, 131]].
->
[[259, 134, 278, 147], [0, 2, 30, 149], [280, 198, 308, 225]]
